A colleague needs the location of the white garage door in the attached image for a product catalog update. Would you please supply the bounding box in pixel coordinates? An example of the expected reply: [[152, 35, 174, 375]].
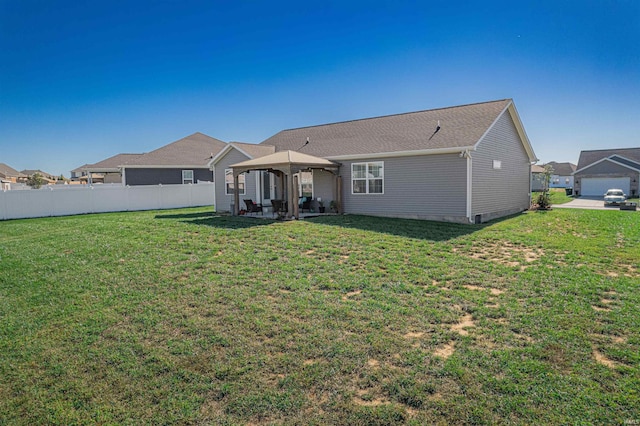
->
[[581, 177, 630, 196]]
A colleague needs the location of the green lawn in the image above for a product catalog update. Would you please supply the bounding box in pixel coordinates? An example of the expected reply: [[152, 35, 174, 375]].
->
[[532, 188, 575, 205], [1, 208, 639, 424]]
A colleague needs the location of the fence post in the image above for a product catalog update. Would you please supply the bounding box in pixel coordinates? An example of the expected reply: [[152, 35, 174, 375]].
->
[[0, 191, 6, 220]]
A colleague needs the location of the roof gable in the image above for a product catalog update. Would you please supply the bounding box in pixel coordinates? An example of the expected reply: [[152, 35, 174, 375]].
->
[[576, 147, 640, 170], [574, 155, 640, 174], [210, 142, 275, 166], [260, 100, 516, 158]]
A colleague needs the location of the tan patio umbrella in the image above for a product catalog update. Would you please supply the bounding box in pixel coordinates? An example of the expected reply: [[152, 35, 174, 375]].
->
[[229, 150, 340, 218]]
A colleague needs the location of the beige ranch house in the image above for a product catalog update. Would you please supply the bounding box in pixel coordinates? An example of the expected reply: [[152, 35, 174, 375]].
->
[[212, 99, 537, 224]]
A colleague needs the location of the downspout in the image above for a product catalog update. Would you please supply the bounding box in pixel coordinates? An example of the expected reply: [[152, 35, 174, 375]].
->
[[529, 162, 536, 206], [211, 165, 217, 212], [464, 150, 473, 223]]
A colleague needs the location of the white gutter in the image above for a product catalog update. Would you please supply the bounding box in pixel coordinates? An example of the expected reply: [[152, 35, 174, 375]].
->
[[122, 165, 209, 169], [325, 146, 476, 161]]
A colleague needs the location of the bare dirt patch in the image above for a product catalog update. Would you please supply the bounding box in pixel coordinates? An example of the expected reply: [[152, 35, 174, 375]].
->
[[592, 305, 611, 312], [451, 314, 475, 336], [404, 331, 424, 339], [462, 285, 504, 296], [593, 349, 619, 368], [433, 341, 455, 359], [463, 284, 483, 291], [341, 290, 362, 301], [591, 333, 627, 344], [367, 359, 380, 368]]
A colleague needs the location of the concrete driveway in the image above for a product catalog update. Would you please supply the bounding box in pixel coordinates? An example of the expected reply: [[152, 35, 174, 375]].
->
[[553, 197, 627, 211]]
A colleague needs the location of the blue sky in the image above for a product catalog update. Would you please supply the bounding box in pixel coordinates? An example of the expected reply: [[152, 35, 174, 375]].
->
[[1, 0, 638, 176]]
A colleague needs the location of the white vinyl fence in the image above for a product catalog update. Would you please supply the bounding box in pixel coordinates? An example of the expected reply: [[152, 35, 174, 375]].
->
[[0, 183, 215, 220]]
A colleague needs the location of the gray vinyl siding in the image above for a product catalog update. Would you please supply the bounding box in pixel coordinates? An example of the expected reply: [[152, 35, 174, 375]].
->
[[213, 149, 254, 212], [341, 154, 468, 222], [312, 170, 335, 204], [472, 112, 531, 222], [125, 168, 213, 186]]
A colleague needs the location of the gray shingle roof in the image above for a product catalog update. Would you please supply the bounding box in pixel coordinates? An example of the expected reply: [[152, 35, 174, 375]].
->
[[260, 99, 513, 158], [85, 153, 146, 170], [576, 148, 640, 170], [228, 142, 276, 159], [545, 162, 576, 176], [129, 132, 226, 167]]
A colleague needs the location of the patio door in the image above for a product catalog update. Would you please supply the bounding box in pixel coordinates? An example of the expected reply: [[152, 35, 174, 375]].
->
[[261, 171, 278, 204]]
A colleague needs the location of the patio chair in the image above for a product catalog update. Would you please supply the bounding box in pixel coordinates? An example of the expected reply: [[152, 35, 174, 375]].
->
[[271, 199, 287, 218], [243, 199, 263, 215], [299, 196, 312, 213]]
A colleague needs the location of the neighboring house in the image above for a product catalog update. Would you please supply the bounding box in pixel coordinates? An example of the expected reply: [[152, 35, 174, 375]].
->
[[573, 148, 640, 197], [20, 169, 57, 184], [225, 99, 537, 223], [79, 154, 145, 184], [77, 133, 227, 186], [122, 133, 225, 186], [531, 164, 546, 191], [0, 163, 24, 183], [545, 162, 576, 188], [70, 164, 95, 182]]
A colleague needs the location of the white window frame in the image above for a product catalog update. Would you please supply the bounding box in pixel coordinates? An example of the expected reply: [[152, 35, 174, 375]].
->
[[492, 160, 502, 170], [182, 170, 194, 184], [225, 169, 245, 195], [351, 161, 384, 195]]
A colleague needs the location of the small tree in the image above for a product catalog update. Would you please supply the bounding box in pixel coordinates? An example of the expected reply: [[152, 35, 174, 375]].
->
[[26, 172, 45, 189], [536, 165, 553, 209]]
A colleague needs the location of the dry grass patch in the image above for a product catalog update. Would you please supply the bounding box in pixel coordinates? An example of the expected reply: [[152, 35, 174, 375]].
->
[[367, 358, 380, 368], [454, 241, 547, 270], [354, 390, 391, 407]]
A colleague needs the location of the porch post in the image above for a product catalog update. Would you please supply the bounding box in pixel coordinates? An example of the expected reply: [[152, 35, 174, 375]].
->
[[286, 171, 294, 218], [279, 172, 285, 201], [292, 174, 299, 218], [337, 176, 343, 214]]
